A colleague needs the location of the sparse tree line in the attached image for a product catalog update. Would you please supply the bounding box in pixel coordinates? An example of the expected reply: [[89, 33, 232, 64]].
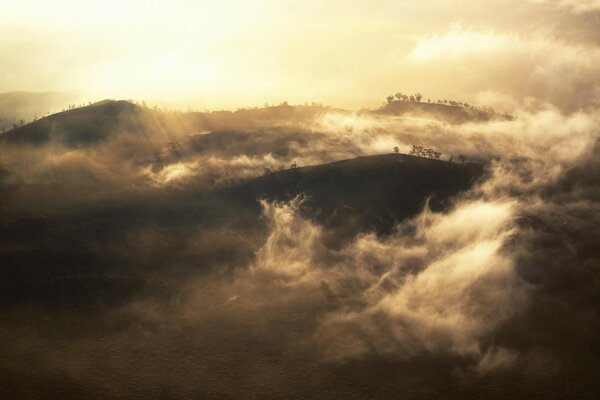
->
[[385, 92, 496, 114], [387, 92, 423, 104], [409, 145, 441, 160], [394, 145, 467, 163]]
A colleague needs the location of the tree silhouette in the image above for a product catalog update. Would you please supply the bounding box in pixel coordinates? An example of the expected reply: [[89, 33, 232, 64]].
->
[[393, 146, 399, 154], [409, 145, 442, 160]]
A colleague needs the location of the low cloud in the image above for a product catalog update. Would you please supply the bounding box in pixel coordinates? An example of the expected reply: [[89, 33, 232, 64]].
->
[[407, 25, 600, 111], [0, 96, 598, 398]]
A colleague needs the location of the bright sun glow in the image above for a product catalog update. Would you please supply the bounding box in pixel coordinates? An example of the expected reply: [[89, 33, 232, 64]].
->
[[1, 0, 599, 111]]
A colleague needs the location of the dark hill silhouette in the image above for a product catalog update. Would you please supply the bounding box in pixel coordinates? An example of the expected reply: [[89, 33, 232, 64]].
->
[[0, 100, 333, 148], [226, 153, 485, 239], [1, 153, 484, 227], [0, 100, 157, 147]]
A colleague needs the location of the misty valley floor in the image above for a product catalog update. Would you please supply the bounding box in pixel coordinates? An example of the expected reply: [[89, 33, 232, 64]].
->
[[0, 101, 599, 399]]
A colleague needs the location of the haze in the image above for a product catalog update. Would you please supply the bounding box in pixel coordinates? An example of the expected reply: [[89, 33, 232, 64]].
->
[[2, 0, 600, 110]]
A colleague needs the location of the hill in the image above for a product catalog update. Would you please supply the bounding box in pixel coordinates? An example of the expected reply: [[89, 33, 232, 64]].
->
[[0, 100, 157, 147], [0, 152, 484, 305], [228, 153, 484, 238], [370, 100, 512, 124], [0, 100, 334, 148]]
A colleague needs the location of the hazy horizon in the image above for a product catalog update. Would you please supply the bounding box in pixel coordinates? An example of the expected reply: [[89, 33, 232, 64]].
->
[[2, 0, 600, 111]]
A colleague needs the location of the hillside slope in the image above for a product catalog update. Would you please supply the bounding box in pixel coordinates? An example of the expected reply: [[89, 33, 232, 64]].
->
[[0, 100, 333, 148], [227, 154, 485, 237], [0, 100, 157, 147]]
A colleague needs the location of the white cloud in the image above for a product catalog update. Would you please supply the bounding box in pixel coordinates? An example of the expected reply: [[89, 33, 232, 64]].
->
[[532, 0, 600, 13], [409, 24, 508, 61], [407, 25, 600, 110]]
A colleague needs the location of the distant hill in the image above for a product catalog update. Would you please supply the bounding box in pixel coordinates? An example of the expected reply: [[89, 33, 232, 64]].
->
[[0, 100, 159, 147], [182, 103, 333, 131], [0, 100, 333, 148], [370, 100, 512, 124], [188, 128, 318, 159]]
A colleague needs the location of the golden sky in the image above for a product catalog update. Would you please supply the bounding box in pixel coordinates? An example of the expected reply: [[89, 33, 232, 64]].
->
[[1, 0, 599, 110]]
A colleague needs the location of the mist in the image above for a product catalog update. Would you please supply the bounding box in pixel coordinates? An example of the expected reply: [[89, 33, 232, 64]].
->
[[0, 92, 598, 399], [1, 1, 600, 398]]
